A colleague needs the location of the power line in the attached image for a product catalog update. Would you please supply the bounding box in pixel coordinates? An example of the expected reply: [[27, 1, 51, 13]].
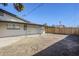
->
[[22, 3, 44, 17]]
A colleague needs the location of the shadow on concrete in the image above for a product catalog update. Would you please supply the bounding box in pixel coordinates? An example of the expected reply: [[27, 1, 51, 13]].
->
[[33, 35, 79, 56]]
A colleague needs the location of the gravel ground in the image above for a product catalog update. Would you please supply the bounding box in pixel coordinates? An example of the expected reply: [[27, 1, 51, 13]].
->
[[0, 34, 67, 56]]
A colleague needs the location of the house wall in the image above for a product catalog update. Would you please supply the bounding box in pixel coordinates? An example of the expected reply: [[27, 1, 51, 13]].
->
[[0, 22, 27, 37], [26, 24, 45, 35], [0, 22, 45, 37]]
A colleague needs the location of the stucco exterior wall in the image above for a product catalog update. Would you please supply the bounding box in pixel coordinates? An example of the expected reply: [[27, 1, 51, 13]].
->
[[0, 22, 45, 37], [0, 22, 27, 37], [26, 24, 45, 35]]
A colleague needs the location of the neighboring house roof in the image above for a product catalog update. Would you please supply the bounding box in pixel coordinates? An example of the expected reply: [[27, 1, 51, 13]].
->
[[0, 9, 43, 26]]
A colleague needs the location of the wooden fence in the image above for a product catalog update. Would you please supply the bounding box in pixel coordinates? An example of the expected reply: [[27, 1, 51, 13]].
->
[[45, 26, 79, 35]]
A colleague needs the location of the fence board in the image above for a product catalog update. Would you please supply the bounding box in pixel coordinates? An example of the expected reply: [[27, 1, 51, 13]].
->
[[45, 27, 79, 35]]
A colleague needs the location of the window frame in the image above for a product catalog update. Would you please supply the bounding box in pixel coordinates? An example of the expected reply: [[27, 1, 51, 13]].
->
[[7, 23, 20, 30]]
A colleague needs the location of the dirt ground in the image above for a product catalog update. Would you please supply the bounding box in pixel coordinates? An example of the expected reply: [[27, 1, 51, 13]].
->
[[0, 34, 67, 56], [34, 35, 79, 56]]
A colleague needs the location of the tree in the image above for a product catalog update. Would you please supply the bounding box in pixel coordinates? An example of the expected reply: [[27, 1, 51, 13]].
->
[[1, 3, 24, 12]]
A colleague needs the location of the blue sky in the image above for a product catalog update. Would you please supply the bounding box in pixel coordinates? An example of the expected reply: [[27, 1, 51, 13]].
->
[[0, 3, 79, 27]]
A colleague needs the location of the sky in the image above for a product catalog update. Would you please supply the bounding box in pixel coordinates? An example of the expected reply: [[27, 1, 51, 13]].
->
[[0, 3, 79, 27]]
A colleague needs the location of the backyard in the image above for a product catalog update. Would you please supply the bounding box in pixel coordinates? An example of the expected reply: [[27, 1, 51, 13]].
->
[[0, 34, 79, 56]]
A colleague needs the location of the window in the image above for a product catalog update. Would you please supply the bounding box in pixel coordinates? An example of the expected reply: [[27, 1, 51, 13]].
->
[[14, 24, 20, 29], [7, 23, 20, 30], [0, 11, 4, 16]]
